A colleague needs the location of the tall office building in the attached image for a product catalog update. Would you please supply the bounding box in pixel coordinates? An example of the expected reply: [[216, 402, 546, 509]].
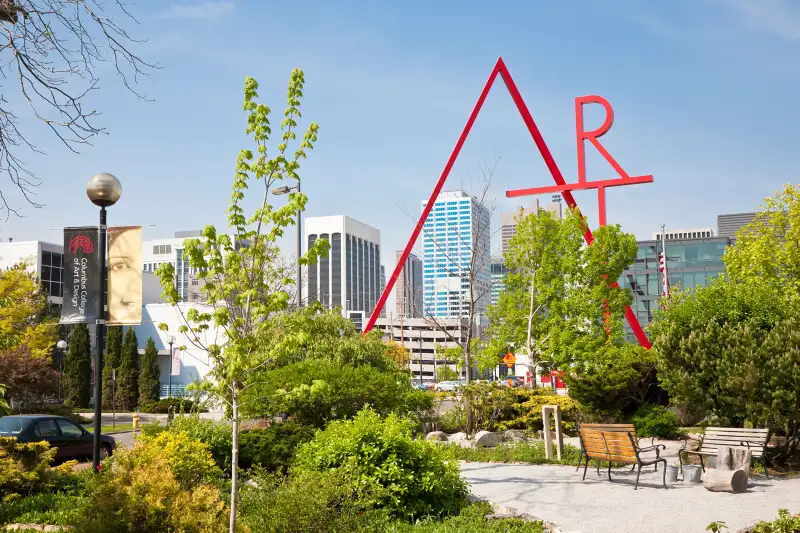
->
[[421, 190, 491, 319], [652, 228, 714, 241], [500, 196, 563, 255], [490, 256, 506, 306], [395, 251, 423, 318], [305, 216, 381, 319], [717, 212, 757, 239]]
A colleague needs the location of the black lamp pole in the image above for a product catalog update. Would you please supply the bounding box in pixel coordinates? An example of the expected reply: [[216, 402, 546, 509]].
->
[[86, 173, 121, 473]]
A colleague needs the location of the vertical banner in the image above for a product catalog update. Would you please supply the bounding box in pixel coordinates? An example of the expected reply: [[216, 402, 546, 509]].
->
[[60, 227, 101, 324], [107, 226, 143, 325], [171, 347, 181, 376]]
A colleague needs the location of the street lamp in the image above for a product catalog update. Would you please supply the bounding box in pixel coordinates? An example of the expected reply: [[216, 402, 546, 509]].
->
[[86, 172, 121, 472], [166, 335, 175, 398], [56, 339, 67, 402], [272, 184, 301, 308]]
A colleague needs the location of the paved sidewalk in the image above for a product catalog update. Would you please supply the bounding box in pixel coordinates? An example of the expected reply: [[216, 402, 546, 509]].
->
[[462, 462, 800, 533]]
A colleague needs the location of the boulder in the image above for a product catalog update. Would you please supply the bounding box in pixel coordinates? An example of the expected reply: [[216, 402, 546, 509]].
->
[[425, 431, 449, 442], [474, 430, 501, 448], [449, 432, 468, 442], [501, 429, 527, 443]]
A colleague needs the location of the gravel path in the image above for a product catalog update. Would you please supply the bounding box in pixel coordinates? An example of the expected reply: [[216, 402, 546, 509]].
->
[[461, 462, 800, 533]]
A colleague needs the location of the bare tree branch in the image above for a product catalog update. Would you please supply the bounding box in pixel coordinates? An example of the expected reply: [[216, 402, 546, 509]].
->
[[0, 0, 156, 218]]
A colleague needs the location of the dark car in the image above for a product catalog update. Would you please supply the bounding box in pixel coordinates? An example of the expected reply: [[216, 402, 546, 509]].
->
[[0, 415, 116, 462]]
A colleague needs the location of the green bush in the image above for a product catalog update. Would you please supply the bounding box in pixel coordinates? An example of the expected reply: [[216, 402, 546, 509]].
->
[[438, 408, 466, 434], [0, 437, 76, 500], [139, 397, 206, 414], [495, 390, 583, 433], [74, 432, 227, 532], [751, 509, 800, 533], [0, 491, 84, 526], [630, 404, 680, 439], [240, 468, 390, 533], [386, 501, 545, 532], [293, 408, 469, 521], [440, 440, 582, 465], [166, 414, 233, 472], [15, 403, 91, 425], [239, 422, 315, 472]]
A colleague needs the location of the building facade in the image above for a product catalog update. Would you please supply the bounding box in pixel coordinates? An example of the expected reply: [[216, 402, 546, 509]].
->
[[717, 212, 757, 239], [652, 228, 715, 241], [0, 240, 65, 304], [490, 256, 506, 306], [305, 215, 381, 318], [500, 197, 563, 255], [395, 251, 423, 318], [373, 317, 470, 382], [421, 191, 491, 320], [620, 236, 730, 342]]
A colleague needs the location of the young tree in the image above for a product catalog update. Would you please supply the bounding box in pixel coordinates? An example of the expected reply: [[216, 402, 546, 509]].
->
[[115, 328, 139, 411], [63, 324, 91, 408], [0, 0, 154, 216], [139, 337, 160, 405], [101, 326, 123, 409], [487, 208, 637, 371], [0, 344, 59, 409], [156, 69, 322, 532], [0, 265, 56, 358], [0, 384, 9, 415]]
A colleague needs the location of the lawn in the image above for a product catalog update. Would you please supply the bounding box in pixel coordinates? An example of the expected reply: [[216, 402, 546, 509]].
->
[[83, 423, 134, 434]]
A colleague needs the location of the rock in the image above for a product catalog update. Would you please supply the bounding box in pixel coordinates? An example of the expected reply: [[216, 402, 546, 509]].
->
[[425, 431, 449, 441], [474, 430, 501, 448], [449, 431, 468, 442], [501, 429, 527, 443]]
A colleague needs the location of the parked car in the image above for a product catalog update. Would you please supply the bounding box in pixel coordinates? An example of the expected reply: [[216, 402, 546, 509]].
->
[[499, 375, 524, 387], [434, 380, 464, 392], [0, 415, 116, 462]]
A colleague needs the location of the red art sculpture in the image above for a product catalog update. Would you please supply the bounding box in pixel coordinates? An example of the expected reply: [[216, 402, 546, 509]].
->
[[363, 57, 652, 349]]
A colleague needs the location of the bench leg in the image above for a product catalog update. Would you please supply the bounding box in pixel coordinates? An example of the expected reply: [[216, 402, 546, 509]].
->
[[597, 461, 601, 475], [630, 463, 636, 472], [607, 460, 613, 481], [661, 459, 667, 489], [678, 451, 684, 481], [635, 463, 642, 490], [762, 458, 770, 480], [582, 456, 589, 480], [699, 455, 705, 473], [576, 448, 583, 472]]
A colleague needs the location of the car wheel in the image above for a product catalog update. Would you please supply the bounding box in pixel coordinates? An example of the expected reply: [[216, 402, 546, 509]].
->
[[100, 444, 112, 459]]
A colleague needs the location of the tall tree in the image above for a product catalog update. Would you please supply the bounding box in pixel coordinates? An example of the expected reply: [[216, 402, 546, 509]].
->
[[0, 265, 56, 358], [101, 326, 123, 409], [63, 324, 91, 408], [0, 345, 59, 409], [156, 69, 323, 533], [115, 328, 139, 411], [138, 337, 160, 405], [486, 208, 637, 372], [0, 0, 154, 217]]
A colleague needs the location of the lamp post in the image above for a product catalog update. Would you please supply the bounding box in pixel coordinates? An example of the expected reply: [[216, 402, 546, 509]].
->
[[271, 184, 302, 308], [56, 340, 67, 402], [167, 335, 175, 398], [86, 172, 121, 472]]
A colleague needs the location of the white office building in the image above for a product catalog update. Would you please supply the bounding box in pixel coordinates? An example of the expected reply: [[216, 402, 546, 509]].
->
[[421, 191, 491, 320], [0, 240, 66, 304], [304, 216, 381, 323]]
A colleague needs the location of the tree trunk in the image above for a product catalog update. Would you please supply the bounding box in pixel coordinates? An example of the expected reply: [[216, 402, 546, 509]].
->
[[703, 469, 747, 493], [229, 386, 239, 533]]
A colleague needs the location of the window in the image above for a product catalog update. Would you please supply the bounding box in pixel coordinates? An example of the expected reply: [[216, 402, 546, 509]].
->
[[56, 419, 84, 437], [332, 233, 341, 308], [152, 244, 172, 255], [308, 235, 318, 303], [34, 420, 59, 437], [41, 251, 63, 298]]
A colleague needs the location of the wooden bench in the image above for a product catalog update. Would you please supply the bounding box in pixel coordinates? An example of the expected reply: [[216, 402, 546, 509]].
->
[[680, 427, 770, 479], [578, 429, 667, 489], [575, 423, 657, 472]]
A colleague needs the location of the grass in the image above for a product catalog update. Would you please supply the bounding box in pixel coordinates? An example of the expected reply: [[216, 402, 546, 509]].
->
[[679, 427, 706, 435], [386, 501, 545, 532], [82, 423, 135, 434], [439, 440, 623, 469]]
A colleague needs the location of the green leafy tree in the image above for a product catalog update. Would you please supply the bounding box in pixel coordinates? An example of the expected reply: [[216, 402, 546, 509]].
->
[[0, 265, 57, 358], [63, 324, 91, 408], [155, 69, 323, 532], [139, 338, 161, 405], [487, 208, 637, 371], [437, 366, 459, 382], [115, 328, 140, 411], [102, 326, 123, 409], [724, 183, 800, 303]]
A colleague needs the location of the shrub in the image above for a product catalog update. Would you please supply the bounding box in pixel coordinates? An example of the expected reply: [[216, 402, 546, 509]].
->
[[438, 407, 466, 434], [751, 509, 800, 533], [495, 390, 583, 433], [384, 501, 546, 533], [293, 408, 469, 521], [137, 430, 223, 486], [14, 402, 91, 424], [239, 422, 315, 472], [0, 437, 75, 500], [74, 434, 227, 532], [0, 491, 84, 526], [630, 404, 680, 439], [440, 440, 583, 465], [140, 397, 206, 414], [240, 468, 390, 533], [166, 414, 233, 472]]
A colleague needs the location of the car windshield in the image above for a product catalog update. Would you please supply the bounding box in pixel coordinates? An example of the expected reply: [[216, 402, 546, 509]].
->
[[0, 417, 31, 435]]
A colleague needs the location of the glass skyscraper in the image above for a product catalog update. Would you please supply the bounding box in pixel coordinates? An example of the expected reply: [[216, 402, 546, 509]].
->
[[620, 236, 730, 342], [421, 190, 491, 319]]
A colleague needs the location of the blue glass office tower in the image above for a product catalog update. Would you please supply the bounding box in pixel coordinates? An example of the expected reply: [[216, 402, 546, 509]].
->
[[421, 191, 491, 319]]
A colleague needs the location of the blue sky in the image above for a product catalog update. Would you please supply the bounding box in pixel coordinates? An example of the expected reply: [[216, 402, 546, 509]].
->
[[3, 0, 800, 275]]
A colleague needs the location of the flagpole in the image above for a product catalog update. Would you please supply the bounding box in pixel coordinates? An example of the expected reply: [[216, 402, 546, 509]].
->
[[661, 224, 668, 304]]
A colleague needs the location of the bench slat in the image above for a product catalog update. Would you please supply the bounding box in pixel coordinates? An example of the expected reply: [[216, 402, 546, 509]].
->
[[705, 427, 769, 433]]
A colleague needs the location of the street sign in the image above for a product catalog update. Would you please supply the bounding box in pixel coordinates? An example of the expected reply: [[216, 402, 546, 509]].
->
[[503, 351, 516, 368]]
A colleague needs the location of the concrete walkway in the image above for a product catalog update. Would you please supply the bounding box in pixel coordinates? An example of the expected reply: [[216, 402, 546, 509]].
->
[[462, 462, 800, 533]]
